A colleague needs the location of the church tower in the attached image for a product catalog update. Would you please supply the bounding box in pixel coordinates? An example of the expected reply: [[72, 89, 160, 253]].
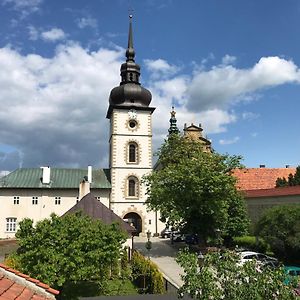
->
[[106, 16, 158, 235]]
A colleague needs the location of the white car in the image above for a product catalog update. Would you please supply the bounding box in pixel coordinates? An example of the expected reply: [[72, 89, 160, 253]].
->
[[239, 251, 278, 266]]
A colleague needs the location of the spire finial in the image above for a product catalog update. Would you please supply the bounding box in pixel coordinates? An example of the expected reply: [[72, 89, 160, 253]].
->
[[126, 14, 135, 61], [168, 106, 179, 135]]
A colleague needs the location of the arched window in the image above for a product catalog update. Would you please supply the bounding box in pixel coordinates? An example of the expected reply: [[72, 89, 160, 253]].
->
[[128, 142, 138, 163], [128, 176, 138, 197]]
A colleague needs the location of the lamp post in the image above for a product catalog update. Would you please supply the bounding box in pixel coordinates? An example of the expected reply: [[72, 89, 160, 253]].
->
[[145, 230, 152, 259]]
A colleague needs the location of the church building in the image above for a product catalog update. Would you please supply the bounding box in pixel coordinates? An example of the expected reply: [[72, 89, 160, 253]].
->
[[0, 16, 164, 239]]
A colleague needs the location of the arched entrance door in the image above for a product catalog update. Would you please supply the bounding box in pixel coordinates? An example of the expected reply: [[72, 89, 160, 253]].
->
[[124, 212, 142, 236]]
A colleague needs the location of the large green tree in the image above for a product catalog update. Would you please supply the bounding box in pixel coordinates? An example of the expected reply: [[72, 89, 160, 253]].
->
[[15, 212, 127, 292], [177, 249, 297, 300], [255, 205, 300, 261], [144, 134, 249, 243]]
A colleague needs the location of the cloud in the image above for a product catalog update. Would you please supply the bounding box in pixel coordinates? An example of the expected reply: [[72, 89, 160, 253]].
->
[[0, 44, 123, 170], [76, 17, 98, 29], [2, 0, 43, 17], [221, 54, 236, 65], [28, 25, 39, 40], [219, 136, 240, 145], [41, 28, 66, 42], [187, 56, 300, 111], [2, 48, 300, 171], [242, 112, 259, 120], [198, 110, 237, 134], [144, 59, 179, 78]]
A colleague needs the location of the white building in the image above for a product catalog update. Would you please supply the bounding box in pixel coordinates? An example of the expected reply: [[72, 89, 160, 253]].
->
[[0, 16, 164, 239]]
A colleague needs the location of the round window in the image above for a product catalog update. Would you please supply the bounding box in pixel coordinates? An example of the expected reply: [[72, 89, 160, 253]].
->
[[129, 120, 137, 128]]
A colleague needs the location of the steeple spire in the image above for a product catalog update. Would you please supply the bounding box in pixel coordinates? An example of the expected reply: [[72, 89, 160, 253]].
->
[[120, 15, 140, 85], [168, 106, 179, 135], [106, 15, 153, 118], [126, 15, 135, 62]]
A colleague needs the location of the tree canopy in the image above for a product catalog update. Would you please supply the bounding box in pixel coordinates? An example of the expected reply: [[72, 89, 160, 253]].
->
[[177, 249, 297, 300], [143, 134, 249, 243], [276, 166, 300, 187], [14, 212, 127, 291], [255, 205, 300, 261]]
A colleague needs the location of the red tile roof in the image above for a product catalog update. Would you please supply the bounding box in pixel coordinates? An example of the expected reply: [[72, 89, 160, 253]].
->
[[233, 168, 296, 190], [0, 264, 59, 300], [244, 185, 300, 198]]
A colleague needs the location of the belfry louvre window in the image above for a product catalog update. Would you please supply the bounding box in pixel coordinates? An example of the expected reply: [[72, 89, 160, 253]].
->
[[129, 143, 137, 163], [6, 218, 17, 232], [128, 177, 138, 197]]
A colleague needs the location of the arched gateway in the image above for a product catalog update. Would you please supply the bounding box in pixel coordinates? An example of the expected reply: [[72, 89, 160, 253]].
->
[[123, 212, 142, 235]]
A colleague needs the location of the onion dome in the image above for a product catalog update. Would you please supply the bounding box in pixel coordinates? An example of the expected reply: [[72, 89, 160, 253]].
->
[[109, 15, 152, 107]]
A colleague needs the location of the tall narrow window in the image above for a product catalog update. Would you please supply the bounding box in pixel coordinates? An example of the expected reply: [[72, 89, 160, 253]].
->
[[6, 218, 17, 232], [128, 179, 136, 196], [32, 197, 38, 205], [128, 176, 138, 197], [13, 196, 19, 205], [129, 143, 137, 163]]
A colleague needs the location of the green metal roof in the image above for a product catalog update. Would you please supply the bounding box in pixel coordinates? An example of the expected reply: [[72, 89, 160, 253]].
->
[[0, 168, 111, 189]]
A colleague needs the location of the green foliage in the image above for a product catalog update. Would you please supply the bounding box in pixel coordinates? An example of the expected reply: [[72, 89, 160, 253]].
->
[[233, 236, 270, 253], [15, 212, 127, 292], [59, 278, 138, 299], [276, 166, 300, 187], [276, 177, 288, 187], [143, 134, 249, 243], [4, 252, 21, 270], [177, 249, 297, 300], [255, 205, 300, 261], [131, 251, 164, 294], [120, 247, 132, 279]]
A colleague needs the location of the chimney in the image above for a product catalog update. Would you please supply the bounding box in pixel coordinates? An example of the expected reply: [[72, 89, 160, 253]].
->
[[259, 164, 265, 168], [41, 166, 50, 184], [88, 165, 92, 183], [79, 177, 90, 200]]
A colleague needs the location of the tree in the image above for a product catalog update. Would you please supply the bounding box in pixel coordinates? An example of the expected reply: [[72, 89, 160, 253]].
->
[[176, 249, 297, 300], [276, 166, 300, 187], [15, 212, 127, 293], [255, 205, 300, 261], [143, 134, 249, 244]]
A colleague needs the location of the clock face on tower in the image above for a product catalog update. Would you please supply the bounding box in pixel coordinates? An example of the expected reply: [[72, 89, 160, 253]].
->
[[128, 109, 137, 120]]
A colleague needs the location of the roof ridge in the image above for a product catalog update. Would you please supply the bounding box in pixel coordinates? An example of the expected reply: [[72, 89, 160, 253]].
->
[[0, 263, 59, 298]]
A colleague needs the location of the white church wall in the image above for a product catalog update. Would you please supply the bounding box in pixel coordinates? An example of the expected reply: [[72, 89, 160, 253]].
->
[[0, 188, 109, 239]]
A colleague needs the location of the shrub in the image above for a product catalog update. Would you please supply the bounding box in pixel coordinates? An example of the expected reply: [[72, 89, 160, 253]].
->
[[131, 251, 164, 294], [233, 235, 270, 253], [255, 205, 300, 262]]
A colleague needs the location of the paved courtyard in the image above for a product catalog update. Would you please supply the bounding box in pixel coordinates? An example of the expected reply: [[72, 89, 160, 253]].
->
[[134, 236, 185, 288]]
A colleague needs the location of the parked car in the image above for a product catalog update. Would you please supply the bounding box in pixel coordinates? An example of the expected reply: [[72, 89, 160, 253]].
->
[[161, 228, 172, 238], [171, 231, 185, 242], [284, 266, 300, 284], [185, 234, 199, 245], [239, 251, 278, 266]]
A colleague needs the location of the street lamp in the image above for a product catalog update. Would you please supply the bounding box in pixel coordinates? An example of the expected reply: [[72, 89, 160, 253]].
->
[[145, 230, 152, 259]]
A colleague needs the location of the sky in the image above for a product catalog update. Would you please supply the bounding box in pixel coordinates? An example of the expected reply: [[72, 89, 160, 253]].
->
[[0, 0, 300, 173]]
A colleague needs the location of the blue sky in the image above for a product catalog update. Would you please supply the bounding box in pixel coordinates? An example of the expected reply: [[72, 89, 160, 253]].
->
[[0, 0, 300, 172]]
